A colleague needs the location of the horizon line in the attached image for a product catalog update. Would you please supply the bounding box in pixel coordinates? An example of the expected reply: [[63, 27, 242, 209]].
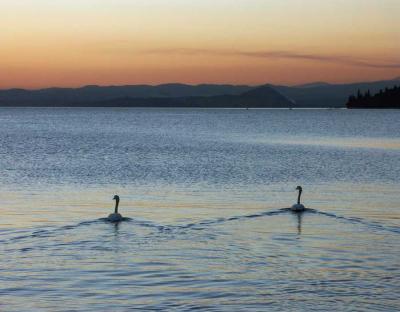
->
[[1, 76, 400, 91]]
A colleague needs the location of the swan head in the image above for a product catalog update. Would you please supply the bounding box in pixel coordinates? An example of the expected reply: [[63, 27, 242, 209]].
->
[[108, 195, 122, 222], [112, 195, 120, 213], [113, 195, 120, 207], [292, 186, 305, 211]]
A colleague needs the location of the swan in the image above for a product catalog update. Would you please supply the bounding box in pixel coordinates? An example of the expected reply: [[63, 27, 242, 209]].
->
[[107, 195, 123, 222], [291, 186, 306, 212]]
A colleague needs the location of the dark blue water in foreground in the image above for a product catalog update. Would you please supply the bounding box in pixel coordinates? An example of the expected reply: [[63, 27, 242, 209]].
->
[[0, 108, 399, 311]]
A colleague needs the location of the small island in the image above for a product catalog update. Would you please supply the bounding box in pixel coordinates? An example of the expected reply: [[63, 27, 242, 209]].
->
[[347, 86, 400, 109]]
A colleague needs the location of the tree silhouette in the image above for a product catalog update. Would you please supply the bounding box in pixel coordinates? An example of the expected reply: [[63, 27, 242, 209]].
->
[[347, 86, 400, 109]]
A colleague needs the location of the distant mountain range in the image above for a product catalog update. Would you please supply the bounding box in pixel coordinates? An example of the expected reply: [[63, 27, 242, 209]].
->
[[0, 78, 399, 108], [87, 86, 293, 108]]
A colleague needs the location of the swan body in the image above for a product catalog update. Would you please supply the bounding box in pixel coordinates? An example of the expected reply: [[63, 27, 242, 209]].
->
[[291, 203, 305, 212], [291, 186, 306, 212], [107, 195, 123, 222], [107, 212, 123, 222]]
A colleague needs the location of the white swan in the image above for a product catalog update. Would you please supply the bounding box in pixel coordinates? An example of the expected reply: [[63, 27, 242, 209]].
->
[[107, 195, 123, 222], [291, 186, 305, 212]]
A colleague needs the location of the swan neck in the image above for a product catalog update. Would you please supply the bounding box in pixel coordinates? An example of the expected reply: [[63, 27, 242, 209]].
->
[[114, 199, 120, 213], [297, 189, 302, 205]]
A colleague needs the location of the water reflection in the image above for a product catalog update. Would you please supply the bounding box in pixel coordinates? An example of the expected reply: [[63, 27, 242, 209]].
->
[[112, 221, 120, 235], [0, 109, 399, 311], [253, 137, 400, 150], [295, 211, 303, 235]]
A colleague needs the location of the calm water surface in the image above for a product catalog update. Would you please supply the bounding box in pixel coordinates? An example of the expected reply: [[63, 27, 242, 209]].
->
[[0, 108, 399, 311]]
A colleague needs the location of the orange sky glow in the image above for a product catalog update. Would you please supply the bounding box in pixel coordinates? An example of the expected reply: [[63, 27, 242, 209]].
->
[[1, 0, 399, 89]]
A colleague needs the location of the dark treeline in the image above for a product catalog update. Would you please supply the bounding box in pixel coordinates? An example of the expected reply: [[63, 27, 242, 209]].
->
[[347, 86, 400, 109]]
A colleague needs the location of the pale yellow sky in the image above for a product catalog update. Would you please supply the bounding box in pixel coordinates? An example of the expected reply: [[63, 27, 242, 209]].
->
[[1, 0, 399, 88]]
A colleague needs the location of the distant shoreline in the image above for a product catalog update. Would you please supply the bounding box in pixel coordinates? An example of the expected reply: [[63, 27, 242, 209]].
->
[[0, 106, 350, 110], [1, 78, 399, 109]]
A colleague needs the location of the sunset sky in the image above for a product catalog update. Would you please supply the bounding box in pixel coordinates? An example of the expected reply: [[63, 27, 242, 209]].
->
[[1, 0, 399, 88]]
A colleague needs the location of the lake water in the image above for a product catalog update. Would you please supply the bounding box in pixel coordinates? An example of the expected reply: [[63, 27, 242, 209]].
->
[[0, 108, 399, 311]]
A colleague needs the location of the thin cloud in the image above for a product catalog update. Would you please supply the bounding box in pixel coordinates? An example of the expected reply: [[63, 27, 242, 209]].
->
[[144, 48, 400, 69]]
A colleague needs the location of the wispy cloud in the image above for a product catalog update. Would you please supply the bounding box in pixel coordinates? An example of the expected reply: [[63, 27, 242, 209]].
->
[[144, 48, 400, 69]]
